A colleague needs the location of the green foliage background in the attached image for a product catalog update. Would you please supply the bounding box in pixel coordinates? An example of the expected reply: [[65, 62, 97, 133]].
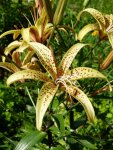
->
[[0, 0, 113, 149]]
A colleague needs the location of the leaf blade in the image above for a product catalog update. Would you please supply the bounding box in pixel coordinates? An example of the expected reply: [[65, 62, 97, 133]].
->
[[15, 130, 46, 150]]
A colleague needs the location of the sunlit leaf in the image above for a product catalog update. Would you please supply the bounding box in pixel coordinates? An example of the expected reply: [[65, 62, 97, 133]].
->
[[7, 69, 51, 85], [35, 8, 48, 37], [78, 24, 99, 41], [53, 0, 68, 25], [78, 8, 106, 29], [36, 82, 58, 130], [58, 43, 87, 75], [66, 85, 95, 122], [42, 0, 53, 22], [78, 139, 97, 149], [52, 114, 65, 133], [29, 42, 57, 80], [67, 67, 107, 81], [0, 62, 20, 73], [15, 130, 46, 150], [0, 30, 21, 39]]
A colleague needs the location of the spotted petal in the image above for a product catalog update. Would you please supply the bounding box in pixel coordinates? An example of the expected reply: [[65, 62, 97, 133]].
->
[[107, 33, 113, 48], [78, 8, 106, 29], [21, 28, 31, 43], [22, 51, 35, 65], [58, 43, 87, 75], [78, 24, 99, 41], [36, 82, 58, 130], [7, 69, 51, 85], [67, 67, 107, 81], [0, 30, 21, 39], [29, 42, 57, 80], [3, 41, 21, 58], [0, 62, 20, 73], [66, 85, 95, 122]]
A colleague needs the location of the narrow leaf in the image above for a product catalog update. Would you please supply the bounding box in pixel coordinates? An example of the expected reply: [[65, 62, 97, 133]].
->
[[7, 69, 51, 85], [66, 85, 95, 122], [36, 82, 58, 130], [58, 43, 87, 75], [42, 0, 53, 22], [78, 139, 97, 149], [53, 0, 68, 25], [29, 42, 57, 80], [15, 130, 46, 150], [67, 67, 107, 81], [0, 62, 20, 73], [52, 114, 65, 133], [78, 8, 105, 29], [78, 24, 99, 41]]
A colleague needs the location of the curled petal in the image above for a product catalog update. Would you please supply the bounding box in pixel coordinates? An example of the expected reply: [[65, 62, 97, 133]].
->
[[66, 85, 95, 122]]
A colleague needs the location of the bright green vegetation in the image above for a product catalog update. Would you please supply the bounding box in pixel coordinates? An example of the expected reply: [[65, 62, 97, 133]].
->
[[0, 0, 113, 150]]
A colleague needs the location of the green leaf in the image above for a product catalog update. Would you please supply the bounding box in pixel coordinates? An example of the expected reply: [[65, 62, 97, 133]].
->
[[36, 82, 58, 130], [51, 145, 65, 150], [0, 62, 20, 73], [78, 24, 99, 41], [52, 114, 65, 133], [0, 30, 21, 39], [66, 85, 95, 122], [53, 0, 68, 25], [67, 137, 97, 149], [7, 69, 51, 85], [15, 131, 46, 150], [78, 8, 105, 29], [78, 139, 97, 149], [67, 67, 107, 81], [29, 42, 57, 80], [42, 0, 53, 22], [58, 43, 87, 75]]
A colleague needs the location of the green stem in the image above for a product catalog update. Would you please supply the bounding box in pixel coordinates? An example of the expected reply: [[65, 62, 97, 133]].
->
[[25, 86, 36, 110]]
